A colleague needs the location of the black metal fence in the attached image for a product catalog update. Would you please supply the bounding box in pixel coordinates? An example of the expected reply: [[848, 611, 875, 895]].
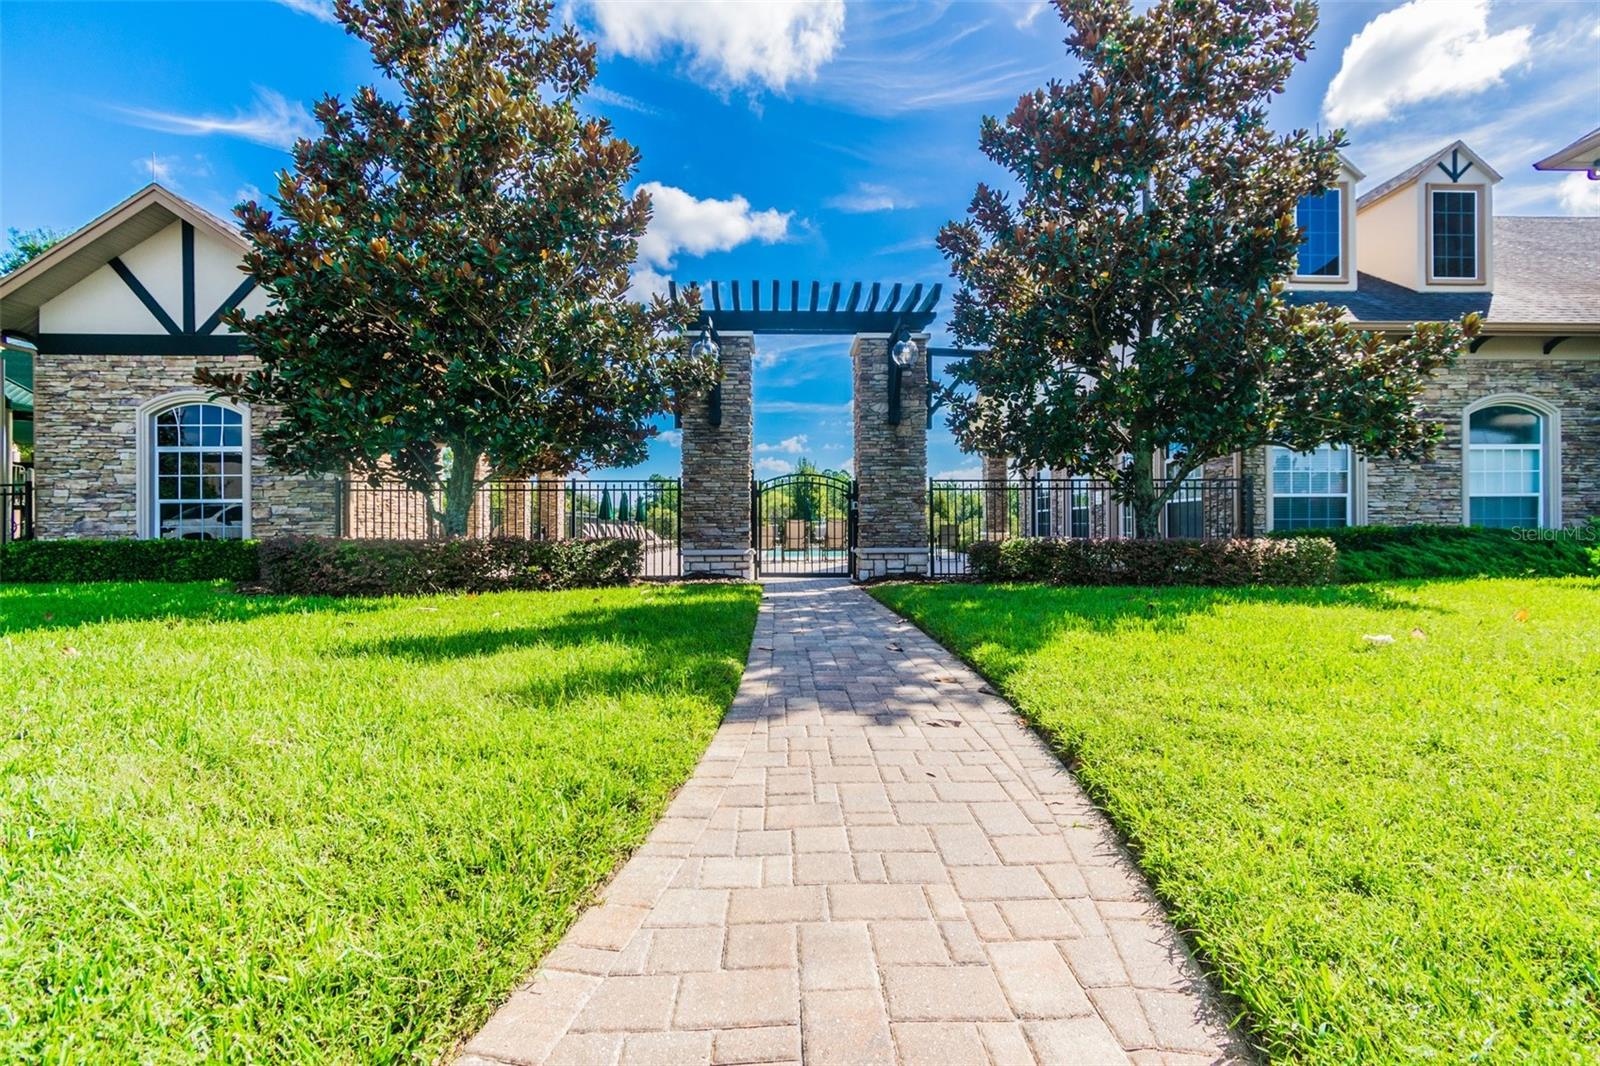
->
[[929, 477, 1254, 577], [3, 474, 33, 543], [334, 478, 682, 578], [751, 472, 856, 576]]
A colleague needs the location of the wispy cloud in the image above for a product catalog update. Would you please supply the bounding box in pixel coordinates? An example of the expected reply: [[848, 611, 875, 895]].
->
[[826, 182, 915, 213], [875, 235, 936, 255], [1323, 0, 1533, 126], [1014, 2, 1048, 30], [756, 400, 853, 415], [273, 0, 337, 24], [755, 457, 794, 476], [757, 434, 809, 455], [132, 152, 211, 188], [115, 87, 316, 149], [588, 84, 659, 116]]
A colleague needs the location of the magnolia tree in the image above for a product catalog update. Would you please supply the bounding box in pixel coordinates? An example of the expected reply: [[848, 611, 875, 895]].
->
[[938, 0, 1477, 537], [201, 0, 709, 535]]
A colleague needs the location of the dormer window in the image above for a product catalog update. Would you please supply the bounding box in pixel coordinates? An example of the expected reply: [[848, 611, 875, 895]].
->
[[1294, 188, 1343, 279], [1428, 187, 1481, 283]]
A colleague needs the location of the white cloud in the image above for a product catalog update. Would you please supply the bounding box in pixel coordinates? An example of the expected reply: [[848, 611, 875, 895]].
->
[[826, 182, 914, 213], [1323, 0, 1532, 126], [656, 429, 683, 448], [1556, 173, 1600, 215], [757, 435, 809, 455], [588, 84, 658, 115], [132, 153, 212, 189], [1015, 2, 1048, 30], [273, 0, 337, 23], [933, 465, 984, 480], [756, 400, 852, 415], [116, 87, 317, 149], [637, 182, 791, 268], [756, 457, 795, 475], [582, 0, 844, 92]]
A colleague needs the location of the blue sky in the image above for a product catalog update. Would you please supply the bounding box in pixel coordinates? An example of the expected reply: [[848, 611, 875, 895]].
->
[[3, 0, 1596, 479]]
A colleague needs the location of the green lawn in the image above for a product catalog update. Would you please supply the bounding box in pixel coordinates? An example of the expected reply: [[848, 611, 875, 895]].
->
[[1, 581, 759, 1063], [870, 578, 1600, 1063]]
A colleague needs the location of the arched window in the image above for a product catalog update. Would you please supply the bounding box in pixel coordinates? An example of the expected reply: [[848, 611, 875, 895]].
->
[[151, 401, 246, 539], [1467, 403, 1547, 528], [1269, 444, 1351, 529]]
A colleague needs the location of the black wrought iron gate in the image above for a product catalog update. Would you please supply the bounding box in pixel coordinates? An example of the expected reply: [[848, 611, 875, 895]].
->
[[752, 472, 856, 576]]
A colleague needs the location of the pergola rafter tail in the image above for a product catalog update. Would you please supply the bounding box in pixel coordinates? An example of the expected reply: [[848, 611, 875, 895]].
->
[[666, 279, 942, 335]]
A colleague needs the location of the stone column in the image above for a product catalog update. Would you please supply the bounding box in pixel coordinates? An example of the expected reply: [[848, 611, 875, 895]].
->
[[681, 333, 754, 578], [534, 472, 566, 540], [982, 452, 1009, 540], [852, 332, 929, 580]]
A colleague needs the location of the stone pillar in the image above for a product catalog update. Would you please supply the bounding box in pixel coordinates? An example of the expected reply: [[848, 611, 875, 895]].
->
[[497, 480, 532, 538], [536, 472, 565, 540], [852, 332, 929, 580], [681, 333, 754, 578], [982, 452, 1009, 540]]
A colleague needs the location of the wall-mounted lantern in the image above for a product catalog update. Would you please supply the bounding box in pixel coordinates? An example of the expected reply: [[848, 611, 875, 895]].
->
[[887, 327, 914, 425], [690, 319, 723, 427]]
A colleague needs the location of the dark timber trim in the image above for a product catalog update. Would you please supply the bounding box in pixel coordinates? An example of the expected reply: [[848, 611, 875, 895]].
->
[[36, 333, 248, 356], [108, 257, 182, 335], [181, 222, 196, 334], [199, 277, 259, 335], [1542, 336, 1571, 355], [671, 279, 942, 335]]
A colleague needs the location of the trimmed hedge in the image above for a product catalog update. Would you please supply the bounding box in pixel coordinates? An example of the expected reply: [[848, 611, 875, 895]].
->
[[0, 538, 260, 584], [965, 536, 1338, 586], [257, 535, 644, 596], [1268, 523, 1600, 582]]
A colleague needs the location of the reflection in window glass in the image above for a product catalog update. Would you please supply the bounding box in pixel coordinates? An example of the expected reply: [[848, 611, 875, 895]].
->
[[1270, 444, 1350, 529], [1468, 405, 1542, 528], [153, 403, 246, 539]]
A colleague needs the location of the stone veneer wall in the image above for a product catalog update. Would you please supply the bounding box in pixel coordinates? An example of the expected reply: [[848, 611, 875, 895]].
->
[[1244, 353, 1600, 531], [853, 334, 929, 579], [680, 333, 754, 578], [33, 352, 337, 539]]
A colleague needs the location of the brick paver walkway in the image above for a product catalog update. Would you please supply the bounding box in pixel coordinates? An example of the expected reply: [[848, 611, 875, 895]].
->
[[461, 579, 1246, 1066]]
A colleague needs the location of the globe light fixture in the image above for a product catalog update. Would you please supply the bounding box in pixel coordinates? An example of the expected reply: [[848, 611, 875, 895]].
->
[[690, 321, 719, 361], [890, 328, 916, 368]]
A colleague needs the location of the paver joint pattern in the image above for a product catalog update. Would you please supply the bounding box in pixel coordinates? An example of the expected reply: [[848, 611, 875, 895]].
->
[[460, 579, 1249, 1066]]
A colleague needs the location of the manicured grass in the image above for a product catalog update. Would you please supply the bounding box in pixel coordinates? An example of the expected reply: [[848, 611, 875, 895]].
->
[[870, 578, 1600, 1063], [1, 581, 759, 1062]]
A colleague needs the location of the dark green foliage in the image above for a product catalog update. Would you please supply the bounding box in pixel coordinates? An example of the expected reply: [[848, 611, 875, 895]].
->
[[966, 536, 1337, 586], [1270, 523, 1600, 581], [200, 0, 711, 535], [0, 538, 259, 583], [257, 535, 642, 595], [939, 0, 1475, 535]]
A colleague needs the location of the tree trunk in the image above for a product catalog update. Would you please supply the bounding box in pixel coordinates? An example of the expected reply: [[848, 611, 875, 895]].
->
[[1128, 447, 1162, 539], [439, 444, 483, 538]]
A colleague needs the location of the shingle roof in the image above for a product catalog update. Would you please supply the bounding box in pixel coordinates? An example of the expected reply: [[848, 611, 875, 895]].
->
[[1285, 217, 1600, 327]]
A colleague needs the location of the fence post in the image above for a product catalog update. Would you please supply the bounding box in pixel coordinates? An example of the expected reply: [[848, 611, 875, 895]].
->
[[1242, 476, 1255, 538]]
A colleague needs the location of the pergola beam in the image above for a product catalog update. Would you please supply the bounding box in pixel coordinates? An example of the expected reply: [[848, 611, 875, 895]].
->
[[675, 279, 942, 335]]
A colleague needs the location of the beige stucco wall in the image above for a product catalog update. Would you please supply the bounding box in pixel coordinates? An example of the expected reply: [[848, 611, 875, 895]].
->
[[1356, 166, 1495, 294], [38, 221, 267, 335]]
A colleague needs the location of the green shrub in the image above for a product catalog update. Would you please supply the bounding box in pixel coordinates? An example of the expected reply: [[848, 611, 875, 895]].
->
[[1269, 524, 1599, 581], [0, 538, 260, 583], [967, 536, 1337, 586], [257, 536, 643, 595]]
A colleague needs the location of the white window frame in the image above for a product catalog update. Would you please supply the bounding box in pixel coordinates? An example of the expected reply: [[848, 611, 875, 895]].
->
[[1426, 185, 1484, 285], [134, 391, 252, 539], [1265, 443, 1359, 531], [1462, 395, 1559, 529]]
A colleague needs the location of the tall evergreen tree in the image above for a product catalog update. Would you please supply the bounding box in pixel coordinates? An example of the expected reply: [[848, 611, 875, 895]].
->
[[201, 0, 709, 535], [939, 0, 1476, 536]]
